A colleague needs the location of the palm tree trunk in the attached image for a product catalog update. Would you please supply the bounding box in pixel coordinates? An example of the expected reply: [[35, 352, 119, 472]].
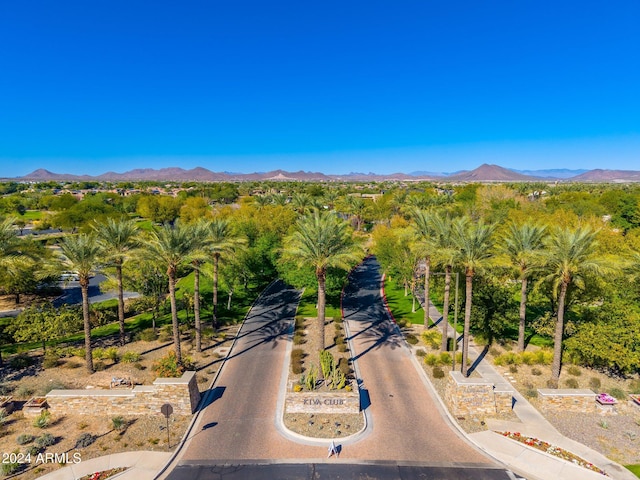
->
[[441, 265, 452, 352], [81, 281, 94, 373], [212, 254, 219, 330], [461, 269, 473, 377], [116, 262, 126, 346], [168, 271, 182, 364], [194, 264, 201, 352], [317, 268, 327, 373], [551, 281, 568, 381], [423, 256, 430, 331], [518, 277, 528, 352]]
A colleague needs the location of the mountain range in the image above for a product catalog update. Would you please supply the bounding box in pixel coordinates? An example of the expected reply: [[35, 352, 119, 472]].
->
[[7, 164, 640, 183]]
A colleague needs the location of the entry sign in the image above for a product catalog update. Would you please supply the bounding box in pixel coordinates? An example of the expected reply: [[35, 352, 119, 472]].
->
[[161, 403, 173, 419]]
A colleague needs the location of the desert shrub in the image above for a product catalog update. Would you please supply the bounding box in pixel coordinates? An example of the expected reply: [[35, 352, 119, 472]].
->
[[94, 361, 106, 371], [565, 378, 579, 389], [524, 389, 538, 399], [334, 334, 345, 346], [136, 328, 157, 342], [628, 379, 640, 394], [64, 360, 81, 369], [9, 354, 33, 370], [152, 350, 194, 378], [75, 433, 95, 448], [294, 316, 305, 329], [1, 462, 22, 476], [432, 367, 445, 379], [608, 388, 627, 400], [509, 365, 518, 374], [41, 380, 67, 395], [0, 384, 12, 395], [455, 352, 463, 364], [415, 349, 426, 357], [293, 333, 306, 345], [405, 334, 418, 345], [567, 365, 582, 376], [111, 416, 126, 432], [531, 367, 542, 376], [535, 349, 553, 365], [337, 357, 351, 377], [489, 347, 501, 357], [546, 379, 559, 389], [157, 325, 173, 342], [122, 351, 142, 363], [104, 347, 120, 363], [16, 434, 35, 445], [291, 348, 304, 374], [589, 377, 601, 390], [421, 330, 441, 349], [14, 385, 34, 399], [42, 353, 61, 369], [33, 411, 51, 429], [92, 348, 106, 360], [0, 410, 6, 426], [35, 433, 56, 447], [334, 316, 343, 324], [338, 344, 348, 353], [439, 352, 452, 365], [493, 352, 521, 366], [520, 352, 536, 366], [25, 445, 41, 456], [133, 362, 145, 370], [424, 353, 439, 366]]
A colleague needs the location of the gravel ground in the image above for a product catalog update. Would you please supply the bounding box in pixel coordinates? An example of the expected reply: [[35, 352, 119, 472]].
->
[[283, 413, 364, 439]]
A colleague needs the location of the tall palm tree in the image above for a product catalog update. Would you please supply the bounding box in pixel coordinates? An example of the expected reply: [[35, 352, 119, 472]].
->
[[59, 234, 102, 373], [452, 217, 496, 376], [191, 220, 212, 352], [284, 209, 362, 367], [411, 209, 435, 331], [205, 218, 243, 330], [541, 226, 607, 381], [145, 222, 196, 365], [0, 217, 23, 279], [499, 222, 546, 352], [430, 214, 458, 352], [93, 218, 141, 346]]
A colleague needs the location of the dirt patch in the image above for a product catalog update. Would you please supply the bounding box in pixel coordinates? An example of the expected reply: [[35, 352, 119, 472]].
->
[[0, 325, 239, 480]]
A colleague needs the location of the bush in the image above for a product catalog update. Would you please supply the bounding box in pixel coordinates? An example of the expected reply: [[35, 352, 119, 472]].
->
[[608, 388, 627, 400], [509, 365, 518, 374], [567, 365, 582, 376], [104, 347, 120, 363], [531, 367, 542, 376], [35, 433, 56, 447], [291, 348, 304, 375], [42, 353, 60, 369], [14, 385, 34, 399], [535, 349, 553, 365], [158, 325, 173, 342], [421, 330, 442, 349], [424, 353, 439, 366], [439, 352, 452, 366], [415, 349, 426, 357], [546, 379, 559, 389], [136, 328, 158, 342], [337, 357, 351, 377], [33, 411, 51, 429], [92, 348, 106, 360], [628, 379, 640, 394], [9, 354, 33, 370], [524, 389, 538, 399], [111, 416, 126, 432], [121, 352, 142, 363], [133, 362, 145, 370], [405, 334, 418, 345], [1, 462, 22, 476], [16, 434, 35, 445], [293, 333, 306, 345], [75, 433, 96, 448], [94, 361, 106, 371], [432, 367, 445, 379], [41, 380, 67, 395], [589, 377, 601, 390], [520, 352, 536, 366], [25, 445, 41, 456], [337, 344, 348, 353], [152, 350, 194, 378], [565, 378, 579, 389]]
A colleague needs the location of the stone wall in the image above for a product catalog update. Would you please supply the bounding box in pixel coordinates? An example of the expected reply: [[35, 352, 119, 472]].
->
[[46, 371, 201, 416], [445, 372, 497, 416], [538, 388, 595, 413], [284, 382, 360, 414]]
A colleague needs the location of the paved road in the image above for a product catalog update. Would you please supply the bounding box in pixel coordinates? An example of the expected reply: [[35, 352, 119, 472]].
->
[[341, 257, 498, 466]]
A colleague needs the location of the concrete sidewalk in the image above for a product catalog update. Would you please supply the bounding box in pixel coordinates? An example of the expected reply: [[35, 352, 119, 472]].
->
[[418, 294, 636, 480]]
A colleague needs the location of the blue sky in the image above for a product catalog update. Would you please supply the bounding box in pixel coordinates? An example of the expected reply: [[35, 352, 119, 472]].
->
[[1, 1, 639, 177]]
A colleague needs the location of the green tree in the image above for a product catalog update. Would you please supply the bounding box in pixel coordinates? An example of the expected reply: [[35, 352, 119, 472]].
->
[[9, 303, 82, 353], [452, 217, 496, 376], [93, 218, 141, 345], [499, 222, 546, 352], [59, 234, 102, 373], [411, 209, 436, 331], [283, 210, 362, 369], [145, 222, 196, 364], [541, 226, 608, 381], [190, 220, 212, 351]]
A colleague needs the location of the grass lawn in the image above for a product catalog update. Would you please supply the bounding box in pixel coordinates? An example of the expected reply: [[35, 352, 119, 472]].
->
[[382, 276, 428, 326], [296, 287, 341, 319], [626, 465, 640, 478], [21, 210, 43, 221]]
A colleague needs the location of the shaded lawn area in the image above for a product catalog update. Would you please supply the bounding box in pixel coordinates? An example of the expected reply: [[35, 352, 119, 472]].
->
[[296, 287, 342, 319], [383, 277, 427, 326]]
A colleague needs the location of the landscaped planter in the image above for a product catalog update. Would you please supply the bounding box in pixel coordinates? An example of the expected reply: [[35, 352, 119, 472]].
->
[[0, 396, 14, 414], [285, 381, 360, 414], [23, 397, 48, 416]]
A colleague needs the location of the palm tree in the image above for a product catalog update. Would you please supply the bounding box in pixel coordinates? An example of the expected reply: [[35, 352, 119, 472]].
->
[[499, 222, 546, 352], [284, 209, 362, 367], [191, 220, 211, 352], [0, 217, 24, 280], [145, 222, 196, 365], [93, 218, 141, 346], [205, 218, 243, 330], [452, 217, 496, 376], [430, 214, 458, 352], [411, 209, 435, 331], [541, 226, 607, 381], [59, 234, 102, 373]]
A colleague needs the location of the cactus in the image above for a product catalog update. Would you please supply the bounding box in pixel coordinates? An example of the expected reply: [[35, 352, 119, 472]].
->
[[320, 350, 334, 380], [302, 364, 317, 391]]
